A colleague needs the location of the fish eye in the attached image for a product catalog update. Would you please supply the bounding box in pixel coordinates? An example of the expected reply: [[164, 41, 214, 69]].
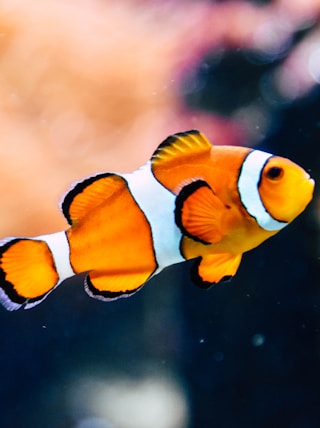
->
[[265, 166, 284, 180]]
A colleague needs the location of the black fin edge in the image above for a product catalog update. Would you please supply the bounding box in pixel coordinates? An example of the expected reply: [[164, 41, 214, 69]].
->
[[152, 130, 201, 158], [190, 258, 233, 289], [85, 274, 142, 300], [175, 180, 212, 246], [0, 238, 48, 308], [190, 257, 215, 289], [61, 172, 116, 225]]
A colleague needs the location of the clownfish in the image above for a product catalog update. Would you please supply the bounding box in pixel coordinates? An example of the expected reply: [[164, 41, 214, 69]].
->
[[0, 130, 314, 311]]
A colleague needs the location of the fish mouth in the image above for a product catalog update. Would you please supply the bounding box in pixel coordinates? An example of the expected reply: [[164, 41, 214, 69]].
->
[[307, 177, 315, 189], [305, 177, 315, 200]]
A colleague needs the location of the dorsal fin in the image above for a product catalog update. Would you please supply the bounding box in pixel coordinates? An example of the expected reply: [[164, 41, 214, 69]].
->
[[61, 173, 127, 226], [152, 130, 212, 168], [151, 130, 213, 193]]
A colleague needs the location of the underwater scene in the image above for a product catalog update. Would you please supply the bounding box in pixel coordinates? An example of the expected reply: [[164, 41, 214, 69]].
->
[[0, 0, 319, 427]]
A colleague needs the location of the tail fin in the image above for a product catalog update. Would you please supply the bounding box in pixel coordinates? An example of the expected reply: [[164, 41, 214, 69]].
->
[[0, 237, 60, 311]]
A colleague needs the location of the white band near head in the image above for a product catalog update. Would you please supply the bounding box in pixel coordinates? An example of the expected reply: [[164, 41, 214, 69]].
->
[[238, 150, 288, 231]]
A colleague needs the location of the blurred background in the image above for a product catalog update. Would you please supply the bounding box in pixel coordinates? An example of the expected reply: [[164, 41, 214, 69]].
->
[[0, 0, 319, 427]]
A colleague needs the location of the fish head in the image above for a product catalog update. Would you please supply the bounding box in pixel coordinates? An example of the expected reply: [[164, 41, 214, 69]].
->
[[258, 156, 315, 225]]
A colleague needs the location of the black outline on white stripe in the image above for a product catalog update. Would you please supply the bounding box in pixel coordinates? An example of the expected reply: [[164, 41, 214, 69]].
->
[[37, 231, 75, 282], [237, 151, 288, 231], [121, 162, 184, 274]]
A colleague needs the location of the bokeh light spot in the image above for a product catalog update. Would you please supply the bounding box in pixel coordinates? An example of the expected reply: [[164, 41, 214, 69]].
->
[[308, 48, 320, 83]]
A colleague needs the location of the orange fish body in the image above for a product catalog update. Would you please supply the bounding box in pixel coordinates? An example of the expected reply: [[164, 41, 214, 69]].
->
[[0, 131, 314, 310]]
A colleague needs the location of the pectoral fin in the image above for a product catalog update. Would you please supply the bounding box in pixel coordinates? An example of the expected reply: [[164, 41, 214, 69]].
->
[[175, 181, 227, 245], [191, 253, 242, 288]]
